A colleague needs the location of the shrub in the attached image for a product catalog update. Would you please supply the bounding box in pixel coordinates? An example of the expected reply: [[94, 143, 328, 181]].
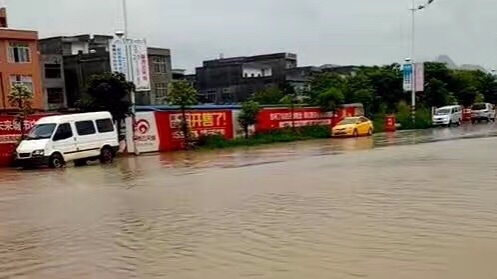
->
[[196, 125, 332, 149], [397, 102, 432, 130]]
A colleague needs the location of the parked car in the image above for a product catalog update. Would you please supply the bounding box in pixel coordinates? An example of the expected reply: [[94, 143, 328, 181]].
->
[[471, 103, 496, 124], [432, 105, 462, 127], [332, 116, 374, 137], [15, 112, 119, 168]]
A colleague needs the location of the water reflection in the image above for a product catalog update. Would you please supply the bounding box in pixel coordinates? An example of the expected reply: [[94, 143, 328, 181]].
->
[[1, 124, 497, 278]]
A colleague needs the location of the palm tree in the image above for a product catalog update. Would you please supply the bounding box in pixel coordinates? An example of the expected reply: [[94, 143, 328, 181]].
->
[[9, 84, 34, 139]]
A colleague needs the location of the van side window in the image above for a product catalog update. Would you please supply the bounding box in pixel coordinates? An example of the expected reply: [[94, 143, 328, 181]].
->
[[75, 120, 96, 136], [96, 118, 114, 133], [53, 123, 73, 141]]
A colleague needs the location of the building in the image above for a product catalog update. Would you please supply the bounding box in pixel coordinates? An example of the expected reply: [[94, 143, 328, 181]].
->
[[0, 10, 44, 111], [195, 53, 298, 104], [148, 47, 172, 105], [39, 34, 172, 108]]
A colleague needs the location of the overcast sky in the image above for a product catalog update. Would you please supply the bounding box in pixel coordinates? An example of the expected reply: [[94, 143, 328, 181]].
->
[[6, 0, 497, 73]]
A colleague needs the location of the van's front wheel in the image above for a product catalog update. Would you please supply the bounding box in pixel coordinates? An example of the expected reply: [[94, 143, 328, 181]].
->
[[49, 153, 65, 169], [99, 147, 114, 164]]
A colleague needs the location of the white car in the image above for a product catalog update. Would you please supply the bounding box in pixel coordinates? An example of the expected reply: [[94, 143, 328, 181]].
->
[[471, 103, 496, 123], [15, 112, 119, 168], [432, 105, 462, 127]]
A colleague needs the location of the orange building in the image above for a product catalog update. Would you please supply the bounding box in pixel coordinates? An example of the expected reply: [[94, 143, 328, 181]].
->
[[0, 8, 44, 111]]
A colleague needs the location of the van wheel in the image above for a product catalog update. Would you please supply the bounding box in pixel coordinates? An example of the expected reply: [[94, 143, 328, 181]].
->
[[49, 153, 65, 169], [99, 147, 114, 164]]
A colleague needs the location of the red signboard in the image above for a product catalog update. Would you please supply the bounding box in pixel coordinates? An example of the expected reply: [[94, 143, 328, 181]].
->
[[0, 114, 53, 167], [155, 110, 234, 151], [256, 106, 363, 132]]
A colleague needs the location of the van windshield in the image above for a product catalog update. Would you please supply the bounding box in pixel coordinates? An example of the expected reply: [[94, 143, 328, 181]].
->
[[435, 108, 451, 115], [26, 124, 56, 140]]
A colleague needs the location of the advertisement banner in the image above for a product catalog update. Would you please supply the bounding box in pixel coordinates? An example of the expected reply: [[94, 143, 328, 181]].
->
[[130, 39, 151, 92], [403, 63, 413, 91], [133, 112, 159, 153], [256, 108, 327, 132], [414, 63, 424, 92], [109, 37, 129, 79], [0, 114, 53, 167]]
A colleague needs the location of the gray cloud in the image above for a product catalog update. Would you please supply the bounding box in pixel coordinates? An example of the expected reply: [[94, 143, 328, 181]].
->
[[7, 0, 497, 72]]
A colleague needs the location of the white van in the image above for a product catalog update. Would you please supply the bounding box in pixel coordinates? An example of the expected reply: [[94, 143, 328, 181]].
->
[[471, 103, 496, 123], [15, 112, 119, 168], [432, 105, 462, 127]]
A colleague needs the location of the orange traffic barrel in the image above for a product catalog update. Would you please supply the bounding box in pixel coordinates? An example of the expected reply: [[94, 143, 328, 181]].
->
[[384, 115, 396, 132]]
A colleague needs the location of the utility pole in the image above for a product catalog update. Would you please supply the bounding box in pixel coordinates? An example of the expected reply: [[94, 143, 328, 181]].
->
[[408, 0, 436, 123], [121, 0, 139, 155]]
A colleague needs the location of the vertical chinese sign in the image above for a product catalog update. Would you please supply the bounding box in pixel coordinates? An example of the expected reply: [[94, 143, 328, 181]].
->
[[402, 63, 413, 92], [414, 63, 424, 92], [109, 37, 129, 80], [130, 39, 151, 92]]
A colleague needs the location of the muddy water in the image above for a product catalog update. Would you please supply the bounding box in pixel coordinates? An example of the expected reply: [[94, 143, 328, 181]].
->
[[2, 126, 497, 278]]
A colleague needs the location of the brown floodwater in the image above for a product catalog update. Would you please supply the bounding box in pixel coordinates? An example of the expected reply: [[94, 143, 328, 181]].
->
[[2, 125, 497, 279]]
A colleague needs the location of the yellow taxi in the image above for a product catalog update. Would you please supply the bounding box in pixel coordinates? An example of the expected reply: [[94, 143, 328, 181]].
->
[[332, 116, 374, 137]]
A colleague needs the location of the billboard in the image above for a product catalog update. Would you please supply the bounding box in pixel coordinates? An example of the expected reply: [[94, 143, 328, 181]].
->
[[109, 37, 129, 80], [403, 63, 413, 91], [414, 63, 424, 92], [109, 37, 151, 92], [130, 39, 151, 92]]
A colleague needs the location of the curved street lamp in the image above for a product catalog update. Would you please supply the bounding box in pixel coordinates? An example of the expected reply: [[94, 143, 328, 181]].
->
[[409, 0, 437, 122]]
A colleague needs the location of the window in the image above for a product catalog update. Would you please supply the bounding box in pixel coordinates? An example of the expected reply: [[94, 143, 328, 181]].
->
[[96, 119, 114, 133], [10, 75, 33, 92], [8, 43, 31, 63], [27, 124, 57, 140], [75, 121, 96, 136], [45, 64, 62, 79], [53, 123, 73, 141], [47, 88, 64, 105], [152, 57, 167, 73], [155, 83, 168, 98]]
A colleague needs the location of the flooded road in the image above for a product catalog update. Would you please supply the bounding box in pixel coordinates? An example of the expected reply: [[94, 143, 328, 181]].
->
[[2, 123, 497, 278]]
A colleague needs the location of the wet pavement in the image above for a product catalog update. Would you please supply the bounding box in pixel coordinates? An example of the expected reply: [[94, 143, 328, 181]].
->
[[1, 122, 497, 278]]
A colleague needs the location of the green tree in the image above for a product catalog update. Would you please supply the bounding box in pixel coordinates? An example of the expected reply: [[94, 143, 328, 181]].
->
[[475, 92, 485, 103], [458, 87, 478, 107], [279, 83, 301, 132], [252, 86, 284, 105], [9, 84, 34, 139], [315, 87, 345, 112], [77, 72, 134, 138], [359, 64, 403, 113], [423, 78, 450, 108], [307, 73, 345, 102], [352, 88, 374, 116], [238, 101, 260, 139], [166, 80, 198, 146]]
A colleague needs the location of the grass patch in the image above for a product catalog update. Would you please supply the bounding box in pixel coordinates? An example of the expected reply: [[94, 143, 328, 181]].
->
[[196, 125, 331, 149]]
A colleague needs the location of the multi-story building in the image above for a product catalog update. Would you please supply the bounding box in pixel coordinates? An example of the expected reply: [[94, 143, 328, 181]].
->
[[39, 34, 172, 108], [148, 47, 172, 105], [0, 10, 44, 111], [195, 53, 297, 104]]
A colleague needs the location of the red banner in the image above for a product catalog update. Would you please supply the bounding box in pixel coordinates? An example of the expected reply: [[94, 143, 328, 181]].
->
[[0, 114, 53, 167], [155, 110, 234, 151], [256, 106, 362, 132]]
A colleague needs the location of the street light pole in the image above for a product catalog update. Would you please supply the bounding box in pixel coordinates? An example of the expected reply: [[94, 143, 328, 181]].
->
[[121, 0, 139, 155], [408, 0, 436, 122], [410, 0, 416, 123]]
